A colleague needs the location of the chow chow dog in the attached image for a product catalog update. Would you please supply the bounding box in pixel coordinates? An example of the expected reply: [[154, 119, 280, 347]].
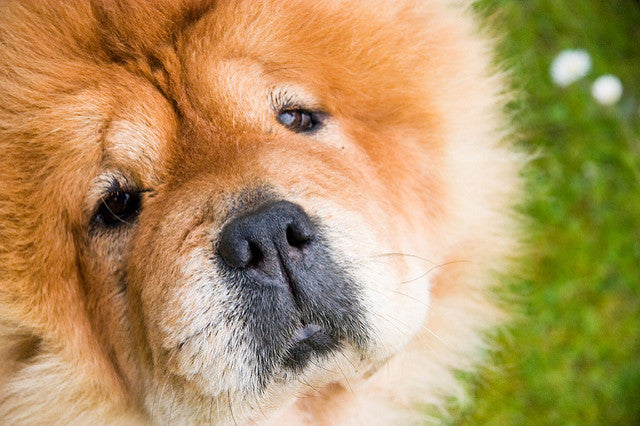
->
[[0, 0, 520, 423]]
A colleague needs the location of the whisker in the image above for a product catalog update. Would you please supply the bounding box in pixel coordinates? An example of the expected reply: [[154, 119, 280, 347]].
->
[[420, 324, 447, 347], [297, 378, 323, 395], [308, 358, 337, 374], [371, 252, 437, 264], [369, 310, 442, 359], [400, 259, 471, 285], [335, 349, 358, 372], [334, 353, 355, 395], [294, 391, 320, 399], [368, 310, 410, 335], [389, 289, 429, 307]]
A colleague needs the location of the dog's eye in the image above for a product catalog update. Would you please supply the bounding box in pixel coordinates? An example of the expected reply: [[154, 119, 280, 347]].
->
[[278, 109, 320, 133], [94, 190, 141, 227]]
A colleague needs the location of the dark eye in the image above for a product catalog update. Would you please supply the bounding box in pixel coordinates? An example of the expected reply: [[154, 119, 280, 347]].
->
[[278, 109, 321, 133], [94, 190, 141, 227]]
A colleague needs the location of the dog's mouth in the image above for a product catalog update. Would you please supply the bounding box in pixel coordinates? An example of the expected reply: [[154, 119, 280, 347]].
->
[[283, 323, 339, 370]]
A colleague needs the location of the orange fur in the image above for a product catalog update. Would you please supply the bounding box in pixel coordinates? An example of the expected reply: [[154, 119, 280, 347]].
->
[[0, 1, 520, 423]]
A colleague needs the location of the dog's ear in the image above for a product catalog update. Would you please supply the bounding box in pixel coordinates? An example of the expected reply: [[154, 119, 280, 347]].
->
[[91, 0, 212, 62]]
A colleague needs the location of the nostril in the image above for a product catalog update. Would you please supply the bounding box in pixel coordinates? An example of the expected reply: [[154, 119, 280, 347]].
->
[[286, 223, 313, 249], [247, 241, 264, 268]]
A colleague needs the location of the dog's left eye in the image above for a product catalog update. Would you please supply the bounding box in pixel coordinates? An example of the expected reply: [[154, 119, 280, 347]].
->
[[93, 190, 141, 227], [278, 109, 320, 133]]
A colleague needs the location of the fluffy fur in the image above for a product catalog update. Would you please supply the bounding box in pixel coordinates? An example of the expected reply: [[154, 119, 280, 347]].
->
[[0, 0, 520, 424]]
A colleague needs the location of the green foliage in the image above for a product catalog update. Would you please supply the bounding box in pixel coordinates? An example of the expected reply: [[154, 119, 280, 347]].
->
[[445, 1, 640, 424]]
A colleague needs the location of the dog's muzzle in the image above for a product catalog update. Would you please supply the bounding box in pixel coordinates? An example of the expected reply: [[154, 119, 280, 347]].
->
[[216, 199, 367, 372]]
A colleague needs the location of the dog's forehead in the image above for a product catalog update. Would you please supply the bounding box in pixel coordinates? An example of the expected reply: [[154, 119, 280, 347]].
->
[[89, 0, 453, 144]]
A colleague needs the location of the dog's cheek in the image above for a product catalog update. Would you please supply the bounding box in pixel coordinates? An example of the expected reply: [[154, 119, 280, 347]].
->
[[74, 227, 146, 388], [125, 203, 265, 398], [308, 200, 433, 362]]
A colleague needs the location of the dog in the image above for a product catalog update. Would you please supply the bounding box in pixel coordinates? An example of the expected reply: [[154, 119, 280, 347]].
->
[[0, 0, 520, 423]]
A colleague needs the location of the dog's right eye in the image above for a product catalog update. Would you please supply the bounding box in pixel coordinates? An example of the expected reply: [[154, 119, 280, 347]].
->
[[278, 109, 322, 133], [93, 190, 141, 227]]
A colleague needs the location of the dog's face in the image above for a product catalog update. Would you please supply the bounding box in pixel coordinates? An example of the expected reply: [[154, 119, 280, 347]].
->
[[74, 2, 451, 421], [0, 0, 516, 423]]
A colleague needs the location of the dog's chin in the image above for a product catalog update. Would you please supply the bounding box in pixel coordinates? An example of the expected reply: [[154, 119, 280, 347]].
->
[[149, 313, 370, 424]]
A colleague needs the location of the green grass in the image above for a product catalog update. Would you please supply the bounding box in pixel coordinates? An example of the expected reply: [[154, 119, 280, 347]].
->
[[444, 1, 640, 424]]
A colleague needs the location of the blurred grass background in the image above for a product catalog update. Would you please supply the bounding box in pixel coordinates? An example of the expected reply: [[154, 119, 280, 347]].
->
[[445, 1, 640, 424]]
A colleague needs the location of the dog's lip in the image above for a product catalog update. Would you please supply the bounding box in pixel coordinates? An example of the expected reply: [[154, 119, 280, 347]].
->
[[283, 323, 338, 370], [291, 323, 324, 344]]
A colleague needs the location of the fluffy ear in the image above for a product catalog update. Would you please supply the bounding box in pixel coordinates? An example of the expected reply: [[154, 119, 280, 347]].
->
[[91, 0, 212, 61]]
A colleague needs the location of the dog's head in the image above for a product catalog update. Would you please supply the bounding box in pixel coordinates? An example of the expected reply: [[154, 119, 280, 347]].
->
[[0, 0, 518, 423]]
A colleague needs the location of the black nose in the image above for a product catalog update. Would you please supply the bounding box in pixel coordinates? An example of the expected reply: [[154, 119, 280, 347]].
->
[[218, 201, 315, 285]]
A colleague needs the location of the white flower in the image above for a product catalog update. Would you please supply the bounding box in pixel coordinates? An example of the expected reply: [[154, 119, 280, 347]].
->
[[591, 75, 623, 106], [550, 49, 591, 87]]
